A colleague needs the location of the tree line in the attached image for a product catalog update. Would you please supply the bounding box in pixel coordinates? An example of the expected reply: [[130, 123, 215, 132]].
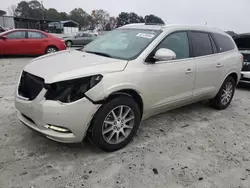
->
[[7, 0, 165, 30]]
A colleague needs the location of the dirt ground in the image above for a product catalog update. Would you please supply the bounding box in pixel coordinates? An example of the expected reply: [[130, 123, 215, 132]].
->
[[1, 57, 250, 188]]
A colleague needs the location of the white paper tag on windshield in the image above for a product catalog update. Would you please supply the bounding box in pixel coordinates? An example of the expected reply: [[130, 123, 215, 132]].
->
[[136, 33, 155, 39]]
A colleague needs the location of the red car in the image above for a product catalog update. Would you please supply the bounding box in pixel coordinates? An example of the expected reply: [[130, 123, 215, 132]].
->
[[0, 29, 67, 55]]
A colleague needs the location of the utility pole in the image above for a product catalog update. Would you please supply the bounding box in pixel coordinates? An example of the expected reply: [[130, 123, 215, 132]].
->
[[41, 1, 44, 20]]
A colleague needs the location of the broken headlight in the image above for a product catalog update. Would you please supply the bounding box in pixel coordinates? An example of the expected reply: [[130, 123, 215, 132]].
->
[[45, 75, 103, 103]]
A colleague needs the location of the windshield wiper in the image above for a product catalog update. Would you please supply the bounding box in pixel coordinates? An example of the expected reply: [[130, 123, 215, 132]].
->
[[85, 50, 112, 58]]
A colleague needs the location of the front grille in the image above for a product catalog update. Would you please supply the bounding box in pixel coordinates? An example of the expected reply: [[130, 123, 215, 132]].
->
[[242, 53, 250, 71], [18, 71, 44, 100]]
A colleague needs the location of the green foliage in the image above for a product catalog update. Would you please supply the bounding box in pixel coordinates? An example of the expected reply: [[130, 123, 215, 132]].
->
[[69, 8, 90, 27], [15, 1, 31, 18], [11, 1, 165, 30], [91, 9, 110, 30], [145, 14, 165, 24], [116, 12, 129, 27], [116, 12, 164, 27]]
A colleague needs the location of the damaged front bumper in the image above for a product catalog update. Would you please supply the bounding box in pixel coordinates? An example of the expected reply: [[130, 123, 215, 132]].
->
[[15, 88, 100, 143]]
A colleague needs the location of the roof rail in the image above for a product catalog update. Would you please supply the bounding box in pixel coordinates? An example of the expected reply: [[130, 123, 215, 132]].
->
[[145, 22, 165, 26]]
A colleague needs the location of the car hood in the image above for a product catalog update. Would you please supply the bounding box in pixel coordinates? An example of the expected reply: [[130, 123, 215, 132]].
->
[[24, 50, 128, 83]]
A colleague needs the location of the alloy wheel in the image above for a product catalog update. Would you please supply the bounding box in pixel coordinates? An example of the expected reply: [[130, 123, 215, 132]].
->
[[102, 105, 135, 144], [47, 47, 57, 54], [221, 81, 233, 105]]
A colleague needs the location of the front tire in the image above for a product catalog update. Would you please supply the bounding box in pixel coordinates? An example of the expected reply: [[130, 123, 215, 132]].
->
[[89, 96, 141, 152], [210, 76, 236, 110]]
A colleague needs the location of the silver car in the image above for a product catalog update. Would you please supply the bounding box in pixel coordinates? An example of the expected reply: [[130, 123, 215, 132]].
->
[[15, 23, 242, 152], [63, 32, 97, 47]]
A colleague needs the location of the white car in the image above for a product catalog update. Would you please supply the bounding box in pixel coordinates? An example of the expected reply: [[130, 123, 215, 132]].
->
[[233, 34, 250, 83], [15, 23, 242, 152]]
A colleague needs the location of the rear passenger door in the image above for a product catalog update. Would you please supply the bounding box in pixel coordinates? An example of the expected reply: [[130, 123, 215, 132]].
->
[[26, 31, 48, 55], [190, 31, 224, 98]]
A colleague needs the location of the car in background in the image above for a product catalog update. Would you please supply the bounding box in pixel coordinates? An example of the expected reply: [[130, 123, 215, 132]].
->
[[233, 34, 250, 84], [83, 30, 99, 36], [0, 29, 66, 55], [63, 31, 97, 47]]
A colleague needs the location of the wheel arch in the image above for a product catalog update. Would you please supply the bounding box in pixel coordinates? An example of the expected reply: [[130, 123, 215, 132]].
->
[[228, 72, 238, 83], [45, 45, 58, 53], [224, 71, 239, 84], [85, 88, 144, 143], [86, 88, 144, 119], [65, 40, 73, 45]]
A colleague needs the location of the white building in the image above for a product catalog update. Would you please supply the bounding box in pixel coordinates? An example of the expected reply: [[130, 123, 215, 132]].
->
[[48, 20, 79, 34]]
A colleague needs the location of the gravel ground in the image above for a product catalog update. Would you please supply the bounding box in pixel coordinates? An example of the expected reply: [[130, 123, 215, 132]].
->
[[1, 57, 250, 188]]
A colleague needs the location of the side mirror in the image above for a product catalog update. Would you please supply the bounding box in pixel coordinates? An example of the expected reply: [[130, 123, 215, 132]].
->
[[154, 48, 176, 62], [1, 35, 7, 40]]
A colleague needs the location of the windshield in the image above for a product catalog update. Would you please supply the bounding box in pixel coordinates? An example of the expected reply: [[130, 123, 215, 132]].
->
[[84, 29, 161, 60]]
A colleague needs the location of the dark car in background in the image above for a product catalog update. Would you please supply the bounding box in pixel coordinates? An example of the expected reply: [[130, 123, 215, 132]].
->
[[233, 34, 250, 84], [63, 31, 97, 47], [0, 29, 66, 55]]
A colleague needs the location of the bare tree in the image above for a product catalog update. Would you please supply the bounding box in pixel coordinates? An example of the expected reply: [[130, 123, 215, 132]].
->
[[7, 5, 17, 16]]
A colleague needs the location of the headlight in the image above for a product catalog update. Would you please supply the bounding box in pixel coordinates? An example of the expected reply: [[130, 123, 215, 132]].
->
[[45, 75, 102, 103]]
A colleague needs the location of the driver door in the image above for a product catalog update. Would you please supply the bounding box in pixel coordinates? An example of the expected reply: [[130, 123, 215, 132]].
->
[[145, 31, 196, 114], [2, 30, 27, 55]]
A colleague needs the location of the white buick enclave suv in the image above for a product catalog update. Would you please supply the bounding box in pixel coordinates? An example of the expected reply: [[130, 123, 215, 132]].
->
[[15, 23, 242, 151]]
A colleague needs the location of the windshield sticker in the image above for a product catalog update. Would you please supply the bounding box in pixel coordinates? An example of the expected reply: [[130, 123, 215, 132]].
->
[[136, 33, 155, 39]]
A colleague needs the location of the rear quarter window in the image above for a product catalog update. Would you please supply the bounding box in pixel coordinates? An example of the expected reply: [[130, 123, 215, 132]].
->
[[212, 33, 235, 52]]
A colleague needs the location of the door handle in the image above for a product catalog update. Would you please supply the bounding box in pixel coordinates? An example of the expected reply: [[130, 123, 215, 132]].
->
[[185, 69, 193, 74], [216, 63, 223, 68]]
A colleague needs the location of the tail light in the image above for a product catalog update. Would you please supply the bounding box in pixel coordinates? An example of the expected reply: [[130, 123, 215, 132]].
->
[[241, 54, 244, 64]]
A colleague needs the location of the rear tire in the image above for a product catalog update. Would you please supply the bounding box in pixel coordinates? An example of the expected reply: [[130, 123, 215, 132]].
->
[[210, 76, 236, 110], [66, 41, 72, 47], [89, 96, 141, 152], [45, 46, 58, 54]]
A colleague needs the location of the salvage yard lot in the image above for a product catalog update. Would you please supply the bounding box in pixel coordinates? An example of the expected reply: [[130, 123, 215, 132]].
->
[[1, 57, 250, 188]]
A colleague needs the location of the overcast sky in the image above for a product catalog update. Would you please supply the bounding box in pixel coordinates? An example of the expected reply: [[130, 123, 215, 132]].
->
[[2, 0, 250, 33]]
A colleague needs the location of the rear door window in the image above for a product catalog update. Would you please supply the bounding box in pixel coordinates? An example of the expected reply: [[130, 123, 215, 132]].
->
[[28, 31, 46, 39], [212, 33, 235, 52], [190, 31, 213, 57], [82, 33, 91, 37]]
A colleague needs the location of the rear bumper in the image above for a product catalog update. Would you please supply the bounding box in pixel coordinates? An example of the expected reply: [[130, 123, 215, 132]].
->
[[240, 71, 250, 83], [15, 89, 100, 143], [58, 42, 67, 51]]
